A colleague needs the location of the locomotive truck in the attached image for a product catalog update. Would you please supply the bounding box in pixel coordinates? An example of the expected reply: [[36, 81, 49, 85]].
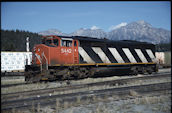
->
[[25, 35, 158, 82]]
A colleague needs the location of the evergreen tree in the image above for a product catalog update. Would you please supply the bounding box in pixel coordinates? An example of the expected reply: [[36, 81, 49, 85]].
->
[[1, 29, 42, 51]]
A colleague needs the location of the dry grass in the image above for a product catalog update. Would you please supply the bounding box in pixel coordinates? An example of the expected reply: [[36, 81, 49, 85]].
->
[[133, 95, 170, 105], [56, 99, 60, 113], [129, 90, 138, 97], [31, 102, 35, 113], [21, 94, 170, 113], [95, 103, 109, 113], [12, 108, 16, 113], [37, 103, 40, 113], [63, 101, 69, 109], [69, 108, 74, 113], [76, 96, 81, 105], [93, 95, 97, 102]]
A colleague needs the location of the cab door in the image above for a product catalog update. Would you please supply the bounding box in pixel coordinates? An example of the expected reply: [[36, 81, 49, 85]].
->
[[60, 38, 73, 64], [73, 40, 79, 64]]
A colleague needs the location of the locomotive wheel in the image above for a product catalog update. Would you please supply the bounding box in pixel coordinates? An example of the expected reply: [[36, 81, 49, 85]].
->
[[78, 68, 89, 79], [147, 68, 153, 74], [138, 67, 146, 74], [147, 71, 152, 74], [132, 69, 138, 76], [25, 71, 43, 83], [131, 66, 138, 76], [25, 72, 34, 83], [146, 66, 154, 74], [64, 67, 90, 80]]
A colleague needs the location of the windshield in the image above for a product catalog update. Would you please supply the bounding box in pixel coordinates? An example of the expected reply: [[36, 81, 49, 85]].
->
[[42, 38, 59, 47], [54, 39, 59, 46], [42, 39, 52, 45]]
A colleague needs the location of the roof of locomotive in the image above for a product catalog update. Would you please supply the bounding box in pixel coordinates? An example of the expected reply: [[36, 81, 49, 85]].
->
[[42, 35, 154, 46], [58, 35, 154, 45]]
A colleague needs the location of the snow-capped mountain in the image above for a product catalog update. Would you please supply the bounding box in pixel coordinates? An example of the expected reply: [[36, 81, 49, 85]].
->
[[108, 20, 171, 44], [70, 28, 107, 38], [39, 29, 69, 36], [38, 20, 171, 44]]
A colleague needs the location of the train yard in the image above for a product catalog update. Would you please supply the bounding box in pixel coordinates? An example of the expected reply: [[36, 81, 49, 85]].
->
[[1, 68, 171, 113], [1, 30, 171, 113]]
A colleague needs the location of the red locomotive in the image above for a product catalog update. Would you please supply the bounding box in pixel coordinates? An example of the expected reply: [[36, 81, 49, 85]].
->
[[25, 35, 158, 82]]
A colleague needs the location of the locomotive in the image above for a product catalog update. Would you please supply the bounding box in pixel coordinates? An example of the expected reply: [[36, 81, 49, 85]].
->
[[25, 35, 158, 82]]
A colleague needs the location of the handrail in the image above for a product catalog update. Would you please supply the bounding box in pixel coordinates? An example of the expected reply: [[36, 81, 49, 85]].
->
[[35, 53, 42, 71], [41, 52, 48, 70]]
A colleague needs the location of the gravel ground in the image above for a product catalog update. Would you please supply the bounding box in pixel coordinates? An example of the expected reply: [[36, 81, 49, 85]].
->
[[17, 93, 171, 113], [58, 95, 171, 113]]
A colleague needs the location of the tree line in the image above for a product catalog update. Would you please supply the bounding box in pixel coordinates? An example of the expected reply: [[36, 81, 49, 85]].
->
[[1, 29, 42, 51], [1, 29, 171, 52]]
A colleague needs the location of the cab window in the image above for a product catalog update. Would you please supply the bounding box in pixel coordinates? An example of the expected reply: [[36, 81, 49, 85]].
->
[[45, 40, 52, 45], [61, 40, 72, 47], [54, 39, 59, 46]]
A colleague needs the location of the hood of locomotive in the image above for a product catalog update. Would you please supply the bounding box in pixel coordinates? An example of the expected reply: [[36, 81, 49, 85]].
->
[[32, 44, 50, 65], [32, 43, 63, 66]]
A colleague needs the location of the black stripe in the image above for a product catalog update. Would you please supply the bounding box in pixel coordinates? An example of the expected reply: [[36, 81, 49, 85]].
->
[[141, 49, 152, 62], [129, 48, 142, 63], [82, 46, 103, 63], [116, 47, 130, 63], [79, 54, 86, 63], [101, 47, 118, 63], [107, 44, 129, 63]]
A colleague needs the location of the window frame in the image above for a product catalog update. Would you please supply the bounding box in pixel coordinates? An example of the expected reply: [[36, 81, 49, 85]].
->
[[61, 38, 73, 47], [53, 39, 59, 46]]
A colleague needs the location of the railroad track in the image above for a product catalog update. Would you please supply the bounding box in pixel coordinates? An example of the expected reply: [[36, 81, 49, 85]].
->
[[2, 82, 32, 88], [1, 71, 170, 88], [1, 72, 25, 77], [2, 73, 171, 102], [1, 82, 171, 112]]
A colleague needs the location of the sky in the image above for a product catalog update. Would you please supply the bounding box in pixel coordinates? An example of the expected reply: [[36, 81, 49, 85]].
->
[[1, 1, 171, 33]]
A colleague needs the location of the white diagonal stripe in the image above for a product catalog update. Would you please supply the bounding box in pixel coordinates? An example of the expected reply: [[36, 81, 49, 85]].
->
[[146, 49, 156, 62], [108, 47, 125, 63], [122, 48, 137, 63], [92, 47, 111, 63], [78, 47, 95, 63], [135, 49, 148, 63]]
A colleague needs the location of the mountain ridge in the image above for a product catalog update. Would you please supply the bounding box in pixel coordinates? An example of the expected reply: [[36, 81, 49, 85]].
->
[[38, 20, 171, 44]]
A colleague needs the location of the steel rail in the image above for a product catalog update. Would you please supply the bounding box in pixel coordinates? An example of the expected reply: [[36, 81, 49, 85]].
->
[[1, 71, 170, 88], [1, 82, 171, 111], [2, 73, 171, 102]]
